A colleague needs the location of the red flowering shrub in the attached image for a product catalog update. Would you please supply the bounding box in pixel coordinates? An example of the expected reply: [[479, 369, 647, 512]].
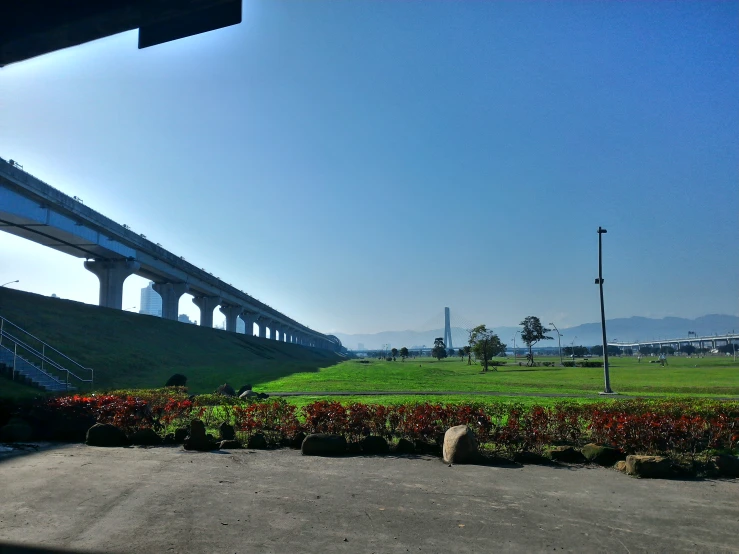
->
[[233, 400, 301, 444], [42, 392, 738, 456]]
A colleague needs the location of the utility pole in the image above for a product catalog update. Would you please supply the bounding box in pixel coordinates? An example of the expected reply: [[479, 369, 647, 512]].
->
[[595, 227, 615, 394]]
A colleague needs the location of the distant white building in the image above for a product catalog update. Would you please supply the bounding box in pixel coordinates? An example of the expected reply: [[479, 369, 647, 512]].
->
[[178, 314, 196, 324], [140, 282, 162, 317]]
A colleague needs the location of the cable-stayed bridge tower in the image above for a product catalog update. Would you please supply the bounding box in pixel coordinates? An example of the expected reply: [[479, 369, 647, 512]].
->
[[444, 307, 453, 349]]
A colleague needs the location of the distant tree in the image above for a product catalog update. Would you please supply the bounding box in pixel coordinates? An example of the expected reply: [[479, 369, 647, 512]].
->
[[457, 348, 465, 358], [399, 347, 409, 361], [468, 325, 507, 372], [563, 346, 589, 357], [639, 346, 653, 355], [681, 344, 697, 355], [718, 344, 735, 354], [447, 348, 455, 358], [464, 345, 472, 365], [519, 316, 552, 365], [663, 346, 675, 355], [432, 337, 447, 360], [391, 348, 399, 360], [623, 348, 633, 356]]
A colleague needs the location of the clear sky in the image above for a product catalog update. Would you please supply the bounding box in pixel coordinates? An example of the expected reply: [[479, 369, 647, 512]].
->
[[1, 0, 737, 335]]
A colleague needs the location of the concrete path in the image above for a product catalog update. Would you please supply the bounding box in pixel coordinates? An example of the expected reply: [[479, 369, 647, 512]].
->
[[0, 444, 737, 553]]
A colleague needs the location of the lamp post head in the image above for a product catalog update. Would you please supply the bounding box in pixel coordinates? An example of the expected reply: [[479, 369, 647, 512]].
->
[[598, 227, 608, 234]]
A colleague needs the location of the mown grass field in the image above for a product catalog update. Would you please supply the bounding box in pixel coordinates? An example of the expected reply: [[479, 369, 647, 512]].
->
[[1, 288, 737, 405], [257, 355, 739, 400]]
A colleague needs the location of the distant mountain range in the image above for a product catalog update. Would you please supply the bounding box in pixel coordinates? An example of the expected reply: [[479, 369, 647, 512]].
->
[[335, 315, 739, 350]]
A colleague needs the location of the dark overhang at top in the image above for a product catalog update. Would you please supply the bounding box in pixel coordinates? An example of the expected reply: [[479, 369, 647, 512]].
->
[[0, 0, 242, 68]]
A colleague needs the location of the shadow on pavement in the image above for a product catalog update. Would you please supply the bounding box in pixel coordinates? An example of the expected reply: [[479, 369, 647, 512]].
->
[[0, 442, 74, 466], [0, 541, 104, 554]]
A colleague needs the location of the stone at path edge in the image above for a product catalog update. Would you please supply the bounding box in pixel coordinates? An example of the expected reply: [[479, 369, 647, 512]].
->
[[301, 434, 347, 456], [442, 425, 478, 464]]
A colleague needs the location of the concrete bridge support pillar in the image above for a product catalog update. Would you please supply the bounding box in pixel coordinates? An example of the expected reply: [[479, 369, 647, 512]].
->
[[240, 312, 257, 336], [257, 318, 270, 339], [219, 304, 243, 333], [153, 282, 189, 320], [84, 258, 141, 310], [192, 295, 221, 328]]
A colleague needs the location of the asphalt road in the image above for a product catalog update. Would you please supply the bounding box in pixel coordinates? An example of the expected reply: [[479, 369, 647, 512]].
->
[[0, 444, 737, 553]]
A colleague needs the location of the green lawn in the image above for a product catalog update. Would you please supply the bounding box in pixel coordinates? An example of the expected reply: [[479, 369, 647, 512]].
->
[[2, 288, 737, 404], [257, 355, 739, 399]]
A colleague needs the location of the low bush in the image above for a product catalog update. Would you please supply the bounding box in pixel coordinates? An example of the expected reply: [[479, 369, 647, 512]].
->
[[34, 392, 738, 459], [578, 361, 601, 368]]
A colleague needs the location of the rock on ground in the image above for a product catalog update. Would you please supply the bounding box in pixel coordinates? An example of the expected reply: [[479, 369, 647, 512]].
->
[[625, 455, 673, 478], [219, 423, 236, 441], [86, 423, 129, 447], [247, 433, 268, 450], [361, 436, 389, 455], [582, 443, 624, 466], [183, 419, 215, 452], [130, 428, 162, 446], [548, 446, 586, 464], [395, 438, 415, 454], [216, 383, 236, 397], [713, 454, 739, 478], [301, 434, 347, 457], [442, 426, 478, 464], [164, 373, 187, 387]]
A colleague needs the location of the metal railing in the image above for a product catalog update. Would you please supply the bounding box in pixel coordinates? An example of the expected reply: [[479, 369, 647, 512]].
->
[[0, 316, 93, 390]]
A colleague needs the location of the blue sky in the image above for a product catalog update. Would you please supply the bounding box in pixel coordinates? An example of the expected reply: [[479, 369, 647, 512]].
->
[[1, 0, 737, 334]]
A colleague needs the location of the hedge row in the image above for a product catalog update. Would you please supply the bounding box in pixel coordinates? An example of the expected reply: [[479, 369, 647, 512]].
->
[[40, 391, 738, 458]]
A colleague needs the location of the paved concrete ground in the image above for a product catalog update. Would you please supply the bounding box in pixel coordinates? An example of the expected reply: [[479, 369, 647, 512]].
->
[[0, 444, 737, 553]]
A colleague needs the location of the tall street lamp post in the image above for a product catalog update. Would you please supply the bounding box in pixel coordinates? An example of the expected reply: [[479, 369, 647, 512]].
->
[[549, 322, 563, 365], [595, 227, 615, 394], [1, 280, 19, 287]]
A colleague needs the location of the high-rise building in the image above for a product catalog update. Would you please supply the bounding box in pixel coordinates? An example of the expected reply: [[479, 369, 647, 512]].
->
[[140, 282, 162, 317]]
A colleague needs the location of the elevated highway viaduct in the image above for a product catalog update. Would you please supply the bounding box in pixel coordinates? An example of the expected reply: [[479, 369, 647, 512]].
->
[[0, 157, 341, 352]]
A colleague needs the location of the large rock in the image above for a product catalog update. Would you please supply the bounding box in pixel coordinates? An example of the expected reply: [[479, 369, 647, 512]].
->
[[183, 419, 215, 451], [219, 439, 242, 450], [625, 455, 672, 478], [361, 436, 389, 455], [442, 425, 478, 464], [219, 423, 236, 441], [301, 434, 347, 456], [582, 443, 624, 466], [86, 423, 129, 447], [247, 433, 268, 449], [165, 374, 187, 387], [0, 418, 33, 442], [237, 384, 253, 396], [239, 390, 257, 400], [395, 438, 415, 455], [216, 383, 236, 397], [130, 428, 162, 446], [713, 454, 739, 478], [548, 446, 586, 464]]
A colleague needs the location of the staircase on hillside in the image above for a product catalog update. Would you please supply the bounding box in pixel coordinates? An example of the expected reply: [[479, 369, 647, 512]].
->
[[0, 316, 93, 393]]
